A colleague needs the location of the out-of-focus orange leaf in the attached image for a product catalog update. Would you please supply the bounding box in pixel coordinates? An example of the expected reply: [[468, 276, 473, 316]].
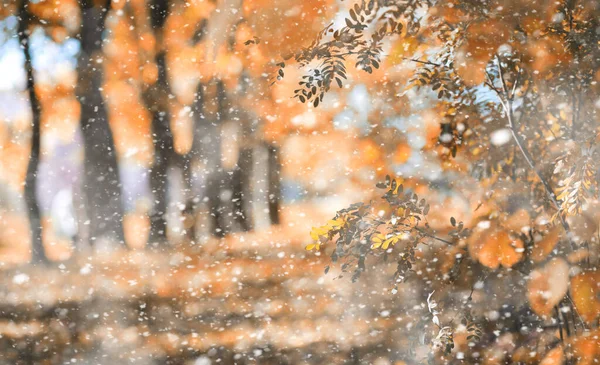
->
[[569, 329, 600, 365], [503, 209, 531, 232], [540, 346, 564, 365], [455, 49, 490, 86], [0, 213, 30, 264], [528, 258, 569, 317], [512, 346, 540, 364], [139, 32, 156, 53], [388, 37, 420, 65], [48, 26, 68, 43], [468, 226, 524, 269], [529, 38, 569, 75], [567, 249, 590, 264], [142, 63, 159, 84], [41, 217, 73, 261], [360, 139, 383, 166], [124, 213, 150, 250], [455, 19, 510, 86], [244, 0, 334, 58], [425, 196, 473, 231], [531, 226, 562, 263], [393, 143, 412, 165], [0, 134, 28, 191], [570, 272, 600, 324]]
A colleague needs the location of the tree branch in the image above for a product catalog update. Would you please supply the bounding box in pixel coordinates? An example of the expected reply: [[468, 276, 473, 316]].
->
[[325, 50, 442, 68], [490, 55, 572, 242], [414, 226, 455, 245]]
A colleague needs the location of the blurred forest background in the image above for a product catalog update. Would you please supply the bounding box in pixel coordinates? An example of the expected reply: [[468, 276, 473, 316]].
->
[[0, 0, 599, 364]]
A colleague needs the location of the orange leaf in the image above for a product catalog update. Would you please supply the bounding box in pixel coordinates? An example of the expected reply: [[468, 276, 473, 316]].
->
[[568, 329, 600, 365], [468, 226, 524, 269], [540, 346, 564, 365], [393, 143, 412, 165], [531, 226, 562, 263], [503, 209, 531, 233], [528, 258, 569, 317], [567, 249, 590, 264], [570, 272, 600, 324]]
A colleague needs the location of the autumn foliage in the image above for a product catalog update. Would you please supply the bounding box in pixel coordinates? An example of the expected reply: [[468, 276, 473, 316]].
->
[[0, 0, 599, 363], [297, 0, 600, 363]]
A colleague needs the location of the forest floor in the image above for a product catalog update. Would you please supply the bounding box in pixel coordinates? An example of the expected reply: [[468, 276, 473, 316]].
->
[[0, 204, 418, 365]]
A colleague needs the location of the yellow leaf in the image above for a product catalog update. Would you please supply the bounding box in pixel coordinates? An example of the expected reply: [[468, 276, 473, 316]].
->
[[392, 178, 404, 194], [382, 236, 398, 249], [371, 233, 385, 249], [556, 189, 570, 202], [327, 218, 345, 228], [310, 225, 330, 241], [559, 109, 567, 121], [309, 227, 320, 241]]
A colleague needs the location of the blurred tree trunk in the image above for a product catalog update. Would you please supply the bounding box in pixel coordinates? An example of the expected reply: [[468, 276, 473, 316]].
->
[[230, 79, 260, 232], [18, 0, 47, 264], [232, 147, 253, 231], [267, 144, 281, 225], [193, 80, 227, 237], [179, 153, 197, 242], [76, 0, 125, 247], [146, 52, 175, 245], [144, 0, 175, 246]]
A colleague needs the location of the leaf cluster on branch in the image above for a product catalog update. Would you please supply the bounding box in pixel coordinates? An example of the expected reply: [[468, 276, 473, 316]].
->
[[288, 0, 600, 361]]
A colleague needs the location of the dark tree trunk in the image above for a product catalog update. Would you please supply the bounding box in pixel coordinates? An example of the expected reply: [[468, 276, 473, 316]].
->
[[178, 153, 197, 242], [143, 0, 177, 246], [18, 0, 47, 264], [207, 172, 226, 237], [232, 147, 253, 231], [147, 52, 175, 245], [267, 144, 281, 225], [193, 80, 227, 237], [148, 110, 171, 244], [76, 0, 125, 247]]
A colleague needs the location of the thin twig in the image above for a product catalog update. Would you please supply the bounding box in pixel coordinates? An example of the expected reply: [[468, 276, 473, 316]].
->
[[414, 226, 455, 245], [402, 57, 442, 67], [561, 300, 572, 338], [489, 55, 572, 240], [571, 91, 581, 139], [329, 51, 442, 67], [555, 306, 565, 343], [396, 222, 455, 245], [447, 271, 491, 325], [566, 293, 588, 331]]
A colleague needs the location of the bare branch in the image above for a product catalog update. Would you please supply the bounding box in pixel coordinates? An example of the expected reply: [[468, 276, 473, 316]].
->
[[490, 56, 573, 243]]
